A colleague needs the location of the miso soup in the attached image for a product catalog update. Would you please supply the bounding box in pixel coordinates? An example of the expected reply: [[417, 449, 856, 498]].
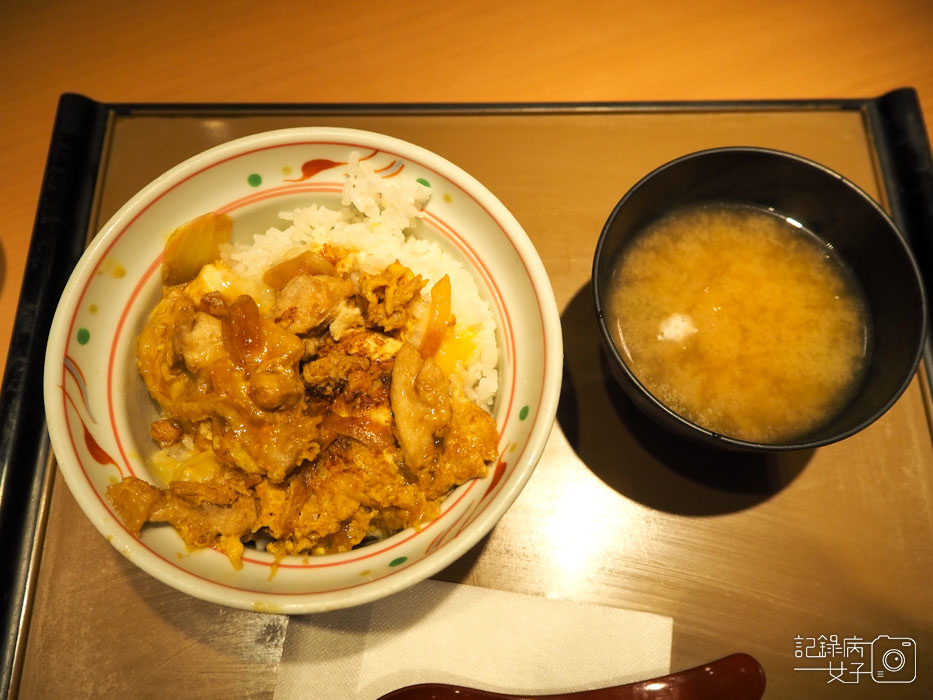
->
[[606, 204, 869, 443]]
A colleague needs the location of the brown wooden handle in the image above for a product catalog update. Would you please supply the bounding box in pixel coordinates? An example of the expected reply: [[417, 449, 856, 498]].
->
[[378, 653, 766, 700]]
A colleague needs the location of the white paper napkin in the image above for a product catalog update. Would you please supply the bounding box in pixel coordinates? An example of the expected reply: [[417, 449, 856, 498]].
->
[[274, 579, 673, 700]]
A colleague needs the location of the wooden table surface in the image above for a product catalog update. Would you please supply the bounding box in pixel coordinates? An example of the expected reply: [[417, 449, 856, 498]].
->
[[3, 2, 933, 699]]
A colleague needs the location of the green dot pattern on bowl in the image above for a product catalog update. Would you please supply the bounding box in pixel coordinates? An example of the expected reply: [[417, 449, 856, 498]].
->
[[519, 405, 529, 420], [43, 126, 564, 615]]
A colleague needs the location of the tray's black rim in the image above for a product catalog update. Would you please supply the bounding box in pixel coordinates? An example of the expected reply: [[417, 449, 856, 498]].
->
[[0, 93, 108, 699], [866, 90, 933, 377], [111, 96, 871, 115], [1, 89, 930, 699]]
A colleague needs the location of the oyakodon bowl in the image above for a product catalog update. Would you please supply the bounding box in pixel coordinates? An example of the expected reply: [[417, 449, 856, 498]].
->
[[592, 146, 927, 451], [43, 127, 562, 613]]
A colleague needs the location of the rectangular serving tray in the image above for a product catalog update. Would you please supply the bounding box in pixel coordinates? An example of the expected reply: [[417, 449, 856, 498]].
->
[[3, 90, 932, 699]]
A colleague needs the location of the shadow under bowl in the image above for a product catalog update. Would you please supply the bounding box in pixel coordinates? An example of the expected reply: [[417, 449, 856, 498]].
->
[[592, 146, 927, 452]]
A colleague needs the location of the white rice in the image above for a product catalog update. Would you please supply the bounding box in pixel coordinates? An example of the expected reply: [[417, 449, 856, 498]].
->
[[222, 153, 499, 409]]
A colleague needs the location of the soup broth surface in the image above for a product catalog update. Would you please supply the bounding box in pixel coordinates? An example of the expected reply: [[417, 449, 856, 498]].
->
[[607, 204, 869, 443]]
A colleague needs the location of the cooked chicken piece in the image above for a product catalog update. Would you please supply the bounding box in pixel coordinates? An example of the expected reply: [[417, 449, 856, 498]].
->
[[176, 311, 224, 371], [391, 342, 497, 499], [255, 455, 367, 557], [302, 352, 371, 397], [167, 464, 260, 504], [249, 370, 302, 410], [273, 274, 355, 334], [320, 414, 395, 452], [137, 287, 198, 411], [150, 418, 183, 447], [256, 437, 436, 558], [208, 399, 321, 484], [428, 378, 498, 498], [138, 287, 320, 483], [358, 261, 426, 332], [390, 342, 450, 470], [107, 466, 261, 568], [107, 476, 163, 533], [302, 329, 399, 413]]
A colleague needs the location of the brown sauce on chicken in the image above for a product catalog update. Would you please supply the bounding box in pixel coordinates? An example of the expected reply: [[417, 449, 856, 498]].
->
[[108, 241, 498, 568]]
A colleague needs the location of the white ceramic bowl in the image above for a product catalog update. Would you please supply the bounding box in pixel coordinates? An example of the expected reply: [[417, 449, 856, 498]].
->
[[43, 127, 562, 613]]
